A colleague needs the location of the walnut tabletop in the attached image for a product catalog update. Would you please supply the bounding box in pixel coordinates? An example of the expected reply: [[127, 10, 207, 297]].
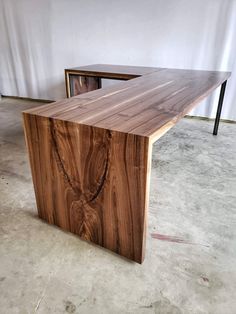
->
[[26, 67, 230, 143], [23, 64, 230, 263]]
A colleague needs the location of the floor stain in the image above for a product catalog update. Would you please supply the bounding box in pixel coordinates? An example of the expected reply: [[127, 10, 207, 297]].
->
[[201, 276, 209, 282], [64, 300, 76, 313], [197, 276, 211, 287], [152, 159, 170, 168], [141, 295, 182, 314], [151, 233, 209, 247], [0, 169, 30, 183], [178, 143, 195, 151]]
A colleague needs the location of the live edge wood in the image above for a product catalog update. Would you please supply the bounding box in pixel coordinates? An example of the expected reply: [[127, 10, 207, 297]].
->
[[23, 65, 230, 263]]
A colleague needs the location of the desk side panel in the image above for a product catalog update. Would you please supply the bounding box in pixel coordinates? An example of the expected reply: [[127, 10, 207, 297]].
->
[[23, 113, 151, 263]]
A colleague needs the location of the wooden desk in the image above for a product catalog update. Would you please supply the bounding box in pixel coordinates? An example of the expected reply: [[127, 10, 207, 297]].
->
[[23, 65, 230, 263]]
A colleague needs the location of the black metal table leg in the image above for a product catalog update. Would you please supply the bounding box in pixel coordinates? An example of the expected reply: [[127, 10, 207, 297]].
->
[[213, 80, 227, 135]]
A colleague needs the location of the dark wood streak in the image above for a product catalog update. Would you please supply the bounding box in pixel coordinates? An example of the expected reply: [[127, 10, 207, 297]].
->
[[33, 116, 47, 220], [86, 130, 112, 204], [123, 135, 135, 256], [49, 118, 76, 192]]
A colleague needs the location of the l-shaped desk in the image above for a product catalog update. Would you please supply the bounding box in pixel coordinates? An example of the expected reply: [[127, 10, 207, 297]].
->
[[23, 64, 230, 263]]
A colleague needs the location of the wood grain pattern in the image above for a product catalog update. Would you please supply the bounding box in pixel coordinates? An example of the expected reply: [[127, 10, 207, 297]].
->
[[65, 64, 161, 80], [23, 64, 230, 263], [68, 75, 101, 97], [23, 114, 151, 263], [32, 68, 230, 143]]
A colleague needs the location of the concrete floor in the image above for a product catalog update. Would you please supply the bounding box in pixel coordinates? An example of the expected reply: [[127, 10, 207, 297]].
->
[[0, 97, 236, 314]]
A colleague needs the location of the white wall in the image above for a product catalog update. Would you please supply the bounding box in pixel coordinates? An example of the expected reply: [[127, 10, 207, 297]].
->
[[0, 0, 236, 120]]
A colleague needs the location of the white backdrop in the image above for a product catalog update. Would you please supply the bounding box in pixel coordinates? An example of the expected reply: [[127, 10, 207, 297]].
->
[[0, 0, 236, 120]]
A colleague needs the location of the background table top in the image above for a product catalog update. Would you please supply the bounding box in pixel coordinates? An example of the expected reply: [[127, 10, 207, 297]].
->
[[65, 64, 161, 80]]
